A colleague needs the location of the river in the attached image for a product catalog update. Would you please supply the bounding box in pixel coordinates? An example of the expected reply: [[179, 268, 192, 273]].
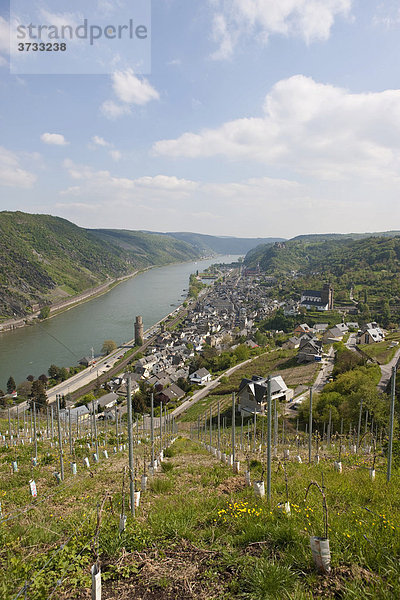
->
[[0, 255, 240, 389]]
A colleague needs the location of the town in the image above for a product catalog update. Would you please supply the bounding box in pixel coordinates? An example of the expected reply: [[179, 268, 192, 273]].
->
[[9, 260, 394, 429]]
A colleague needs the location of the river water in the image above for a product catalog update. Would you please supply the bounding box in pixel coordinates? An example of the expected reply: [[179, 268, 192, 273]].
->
[[0, 255, 239, 389]]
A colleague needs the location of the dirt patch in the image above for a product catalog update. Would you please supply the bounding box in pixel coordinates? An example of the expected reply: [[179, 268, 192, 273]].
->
[[217, 476, 246, 495], [62, 541, 227, 600], [311, 564, 379, 598]]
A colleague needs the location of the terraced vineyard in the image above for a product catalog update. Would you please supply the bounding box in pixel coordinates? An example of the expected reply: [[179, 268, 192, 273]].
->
[[1, 403, 400, 599]]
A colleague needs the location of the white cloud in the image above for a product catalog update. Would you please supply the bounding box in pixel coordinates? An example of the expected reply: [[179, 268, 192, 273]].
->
[[109, 149, 122, 161], [112, 69, 160, 105], [167, 58, 182, 66], [153, 75, 400, 181], [0, 16, 9, 54], [0, 16, 9, 65], [56, 155, 400, 236], [41, 133, 69, 146], [0, 146, 37, 188], [58, 159, 313, 234], [90, 135, 122, 161], [100, 100, 131, 119], [373, 3, 400, 28], [101, 69, 160, 119], [62, 160, 197, 196], [210, 0, 352, 59], [38, 9, 81, 34], [92, 135, 110, 147]]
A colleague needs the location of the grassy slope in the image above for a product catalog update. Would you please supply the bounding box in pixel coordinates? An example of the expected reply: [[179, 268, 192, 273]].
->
[[244, 235, 400, 323], [2, 433, 400, 600], [0, 212, 202, 319], [88, 229, 200, 265]]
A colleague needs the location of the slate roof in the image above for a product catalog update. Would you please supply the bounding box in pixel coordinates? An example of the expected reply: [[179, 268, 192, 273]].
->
[[190, 368, 211, 379], [238, 375, 288, 403]]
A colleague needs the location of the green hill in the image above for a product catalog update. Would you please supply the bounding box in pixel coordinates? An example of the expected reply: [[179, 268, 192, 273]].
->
[[162, 232, 285, 255], [0, 212, 200, 320], [88, 228, 199, 265], [244, 235, 400, 324]]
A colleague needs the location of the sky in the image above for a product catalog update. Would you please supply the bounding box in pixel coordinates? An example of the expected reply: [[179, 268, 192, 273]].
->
[[1, 0, 400, 239]]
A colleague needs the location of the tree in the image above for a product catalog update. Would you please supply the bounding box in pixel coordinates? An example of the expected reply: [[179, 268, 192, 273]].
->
[[254, 330, 268, 347], [17, 381, 32, 399], [39, 306, 50, 320], [132, 393, 147, 414], [102, 340, 117, 355], [26, 375, 35, 382], [38, 374, 49, 387], [0, 389, 4, 397], [7, 376, 16, 394], [59, 367, 69, 381], [234, 344, 250, 362], [48, 364, 61, 379], [30, 380, 48, 410], [176, 377, 192, 393], [0, 395, 13, 408], [76, 393, 95, 407]]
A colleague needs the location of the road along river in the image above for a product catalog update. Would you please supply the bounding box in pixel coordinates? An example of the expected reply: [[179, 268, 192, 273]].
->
[[0, 255, 240, 390]]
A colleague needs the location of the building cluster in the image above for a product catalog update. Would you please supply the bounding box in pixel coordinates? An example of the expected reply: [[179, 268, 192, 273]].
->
[[106, 271, 280, 406], [283, 319, 386, 364]]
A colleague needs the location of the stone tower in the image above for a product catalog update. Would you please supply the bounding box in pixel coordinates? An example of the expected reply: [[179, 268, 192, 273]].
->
[[134, 315, 144, 346], [321, 284, 334, 310]]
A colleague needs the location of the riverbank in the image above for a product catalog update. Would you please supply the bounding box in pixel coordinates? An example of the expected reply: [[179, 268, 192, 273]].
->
[[0, 255, 239, 388], [0, 268, 149, 333], [0, 253, 219, 333]]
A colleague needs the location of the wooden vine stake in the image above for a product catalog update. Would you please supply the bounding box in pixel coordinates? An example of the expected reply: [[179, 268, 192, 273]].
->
[[91, 492, 113, 600], [304, 481, 331, 574]]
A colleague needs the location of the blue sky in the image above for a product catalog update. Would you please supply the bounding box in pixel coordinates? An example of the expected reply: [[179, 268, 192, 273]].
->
[[1, 0, 400, 238]]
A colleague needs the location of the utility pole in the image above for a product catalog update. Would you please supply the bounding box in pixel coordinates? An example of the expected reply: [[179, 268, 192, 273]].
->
[[308, 388, 313, 464], [387, 367, 396, 482], [56, 395, 64, 481], [160, 401, 163, 454], [150, 393, 155, 468], [127, 376, 135, 515], [92, 399, 98, 457], [253, 410, 257, 452], [69, 408, 73, 455], [357, 399, 363, 451], [232, 393, 236, 462], [115, 405, 119, 445], [217, 400, 221, 451], [209, 406, 212, 448], [266, 376, 272, 502], [327, 407, 332, 447], [33, 402, 37, 459]]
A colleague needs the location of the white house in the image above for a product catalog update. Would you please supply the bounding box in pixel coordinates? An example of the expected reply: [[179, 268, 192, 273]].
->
[[238, 375, 294, 415], [189, 368, 212, 385]]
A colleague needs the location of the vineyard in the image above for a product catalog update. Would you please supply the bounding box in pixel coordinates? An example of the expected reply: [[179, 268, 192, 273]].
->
[[1, 384, 400, 600]]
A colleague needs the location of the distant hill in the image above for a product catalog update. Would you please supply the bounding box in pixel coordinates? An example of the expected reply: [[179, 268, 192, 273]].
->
[[0, 212, 200, 319], [88, 229, 199, 265], [291, 231, 400, 243], [161, 232, 285, 255], [244, 235, 400, 324], [244, 235, 400, 273], [0, 213, 278, 321]]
